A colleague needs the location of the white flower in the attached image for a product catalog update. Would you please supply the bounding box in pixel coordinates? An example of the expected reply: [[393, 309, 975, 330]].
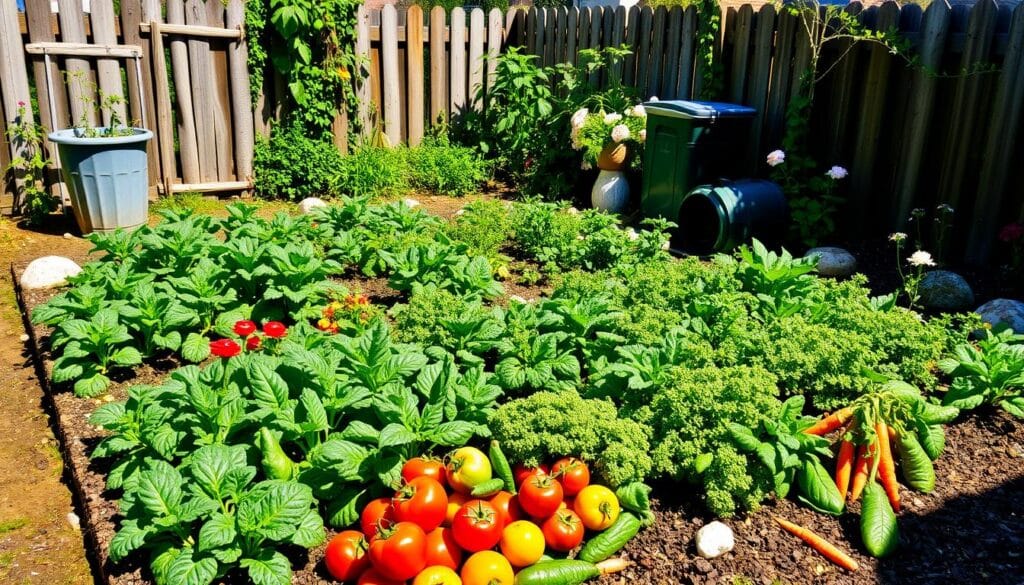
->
[[403, 198, 421, 208], [603, 112, 622, 124], [567, 207, 579, 215], [611, 124, 631, 143], [907, 250, 936, 267], [639, 129, 647, 143], [625, 227, 640, 241], [766, 150, 786, 167], [826, 166, 848, 180], [571, 108, 589, 129], [889, 232, 907, 242], [649, 96, 659, 102], [625, 107, 633, 116], [630, 104, 646, 117], [581, 160, 592, 170]]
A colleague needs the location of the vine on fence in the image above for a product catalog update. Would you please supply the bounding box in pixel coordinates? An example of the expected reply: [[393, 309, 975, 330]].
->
[[5, 103, 60, 226]]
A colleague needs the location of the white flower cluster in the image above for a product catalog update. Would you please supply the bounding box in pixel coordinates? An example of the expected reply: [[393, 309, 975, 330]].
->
[[611, 124, 631, 143], [603, 112, 622, 124], [766, 149, 785, 167], [907, 250, 936, 267]]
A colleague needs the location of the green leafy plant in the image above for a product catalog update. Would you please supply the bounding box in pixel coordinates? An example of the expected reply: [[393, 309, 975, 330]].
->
[[406, 135, 490, 197], [50, 309, 142, 397], [254, 120, 345, 200], [489, 390, 653, 487], [5, 102, 60, 225], [940, 328, 1024, 417]]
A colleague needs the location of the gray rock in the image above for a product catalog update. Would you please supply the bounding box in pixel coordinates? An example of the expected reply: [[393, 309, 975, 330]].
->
[[806, 246, 857, 277], [20, 256, 82, 289], [919, 270, 974, 311], [298, 197, 327, 214], [975, 298, 1024, 333], [695, 521, 735, 559]]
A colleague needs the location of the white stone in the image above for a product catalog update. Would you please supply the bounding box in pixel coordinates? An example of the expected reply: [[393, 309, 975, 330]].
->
[[63, 232, 73, 239], [919, 270, 974, 311], [67, 512, 80, 531], [695, 521, 735, 559], [298, 197, 328, 214], [403, 198, 421, 209], [19, 333, 29, 342], [805, 246, 857, 277], [975, 298, 1024, 333], [20, 256, 82, 289]]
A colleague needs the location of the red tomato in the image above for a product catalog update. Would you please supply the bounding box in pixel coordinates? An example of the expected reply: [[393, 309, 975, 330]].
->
[[360, 497, 394, 537], [424, 527, 463, 570], [357, 568, 404, 585], [512, 463, 549, 487], [323, 530, 370, 582], [518, 475, 563, 519], [489, 491, 524, 528], [402, 457, 448, 488], [393, 476, 448, 532], [368, 521, 427, 581], [451, 500, 503, 553], [550, 457, 590, 496], [541, 509, 584, 552]]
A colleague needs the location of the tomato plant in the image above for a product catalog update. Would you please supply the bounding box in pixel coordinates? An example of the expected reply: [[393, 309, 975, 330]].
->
[[551, 457, 590, 496], [424, 527, 463, 570], [361, 497, 395, 537], [393, 476, 448, 532], [403, 456, 448, 488], [368, 521, 428, 581], [447, 447, 492, 494], [518, 474, 564, 518], [500, 520, 546, 567], [541, 509, 584, 552], [413, 566, 462, 585], [489, 491, 524, 527], [452, 500, 503, 552], [324, 530, 370, 582], [461, 550, 515, 585], [574, 485, 620, 530]]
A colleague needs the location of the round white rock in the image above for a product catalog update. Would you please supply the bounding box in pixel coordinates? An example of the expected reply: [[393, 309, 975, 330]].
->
[[298, 197, 328, 214], [20, 256, 82, 289], [695, 521, 735, 559]]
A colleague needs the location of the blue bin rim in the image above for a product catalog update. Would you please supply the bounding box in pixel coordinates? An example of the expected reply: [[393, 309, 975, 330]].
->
[[642, 100, 757, 120], [49, 127, 153, 145]]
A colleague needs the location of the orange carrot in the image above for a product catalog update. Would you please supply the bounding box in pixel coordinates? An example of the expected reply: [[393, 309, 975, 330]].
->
[[849, 444, 873, 503], [835, 440, 856, 498], [804, 407, 854, 435], [875, 422, 901, 512], [774, 516, 859, 572]]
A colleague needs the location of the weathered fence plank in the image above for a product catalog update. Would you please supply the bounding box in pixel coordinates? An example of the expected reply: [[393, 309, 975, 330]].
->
[[356, 5, 372, 134], [0, 0, 34, 206], [226, 0, 253, 182], [648, 7, 667, 97], [636, 7, 653, 95], [167, 0, 201, 184], [451, 8, 468, 116], [90, 0, 127, 126], [430, 6, 447, 124], [487, 9, 502, 92], [25, 0, 69, 202], [663, 7, 682, 98], [381, 4, 401, 145], [623, 6, 639, 86], [56, 0, 96, 127], [728, 5, 753, 103], [469, 8, 485, 110], [120, 0, 159, 185], [407, 6, 425, 145]]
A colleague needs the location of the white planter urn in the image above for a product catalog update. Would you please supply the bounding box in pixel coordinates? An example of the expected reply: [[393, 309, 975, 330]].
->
[[591, 170, 629, 213]]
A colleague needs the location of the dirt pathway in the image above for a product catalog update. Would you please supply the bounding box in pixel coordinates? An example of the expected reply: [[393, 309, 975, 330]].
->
[[0, 215, 93, 585]]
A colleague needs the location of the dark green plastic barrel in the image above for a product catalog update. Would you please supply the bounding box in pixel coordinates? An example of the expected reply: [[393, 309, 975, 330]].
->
[[640, 101, 757, 223], [677, 180, 787, 255]]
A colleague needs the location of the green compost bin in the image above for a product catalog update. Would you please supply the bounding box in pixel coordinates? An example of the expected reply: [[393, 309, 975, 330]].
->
[[640, 101, 757, 224]]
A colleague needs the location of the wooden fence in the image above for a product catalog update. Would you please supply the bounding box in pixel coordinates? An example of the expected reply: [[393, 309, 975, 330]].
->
[[2, 0, 253, 203], [2, 1, 1023, 263]]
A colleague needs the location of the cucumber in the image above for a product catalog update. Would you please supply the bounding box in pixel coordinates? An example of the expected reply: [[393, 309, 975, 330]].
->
[[490, 440, 517, 494], [471, 478, 505, 497], [578, 512, 641, 563], [513, 560, 600, 585]]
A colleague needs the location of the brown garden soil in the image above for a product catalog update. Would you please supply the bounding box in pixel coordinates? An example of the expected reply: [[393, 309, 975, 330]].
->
[[7, 197, 1024, 585]]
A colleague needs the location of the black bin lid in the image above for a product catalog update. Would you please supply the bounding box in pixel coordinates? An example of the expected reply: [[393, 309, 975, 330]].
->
[[643, 100, 757, 120]]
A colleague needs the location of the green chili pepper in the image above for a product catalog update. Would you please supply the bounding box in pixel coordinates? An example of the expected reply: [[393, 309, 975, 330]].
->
[[861, 481, 899, 558]]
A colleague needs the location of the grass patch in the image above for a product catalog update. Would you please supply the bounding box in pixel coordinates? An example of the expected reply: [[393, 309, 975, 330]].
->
[[151, 192, 224, 216], [0, 518, 29, 534]]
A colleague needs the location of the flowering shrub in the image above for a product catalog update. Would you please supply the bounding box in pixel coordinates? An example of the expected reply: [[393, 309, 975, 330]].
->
[[570, 105, 648, 170], [314, 292, 381, 334], [764, 148, 847, 246]]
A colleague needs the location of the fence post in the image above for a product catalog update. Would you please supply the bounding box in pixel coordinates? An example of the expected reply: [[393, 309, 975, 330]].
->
[[227, 0, 255, 181], [0, 0, 35, 211]]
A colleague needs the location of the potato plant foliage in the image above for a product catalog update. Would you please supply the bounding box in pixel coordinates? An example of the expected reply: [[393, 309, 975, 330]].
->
[[32, 199, 976, 581]]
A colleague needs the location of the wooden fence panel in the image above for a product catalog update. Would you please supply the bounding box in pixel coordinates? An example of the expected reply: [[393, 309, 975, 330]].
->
[[469, 8, 485, 110], [90, 0, 127, 126], [381, 5, 401, 145], [407, 6, 425, 146], [56, 0, 96, 126], [487, 9, 502, 92], [0, 0, 33, 206], [121, 0, 160, 184], [567, 8, 580, 68], [430, 7, 446, 124], [745, 4, 775, 166], [588, 7, 603, 86], [822, 2, 863, 164], [451, 8, 468, 116], [635, 7, 653, 95], [968, 2, 1024, 262], [25, 0, 69, 200], [356, 5, 372, 133], [648, 7, 667, 98], [623, 6, 639, 86], [728, 5, 753, 103], [662, 7, 682, 99], [167, 0, 200, 184]]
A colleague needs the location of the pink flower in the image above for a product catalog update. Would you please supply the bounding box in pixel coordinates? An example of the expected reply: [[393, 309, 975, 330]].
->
[[766, 150, 786, 167], [17, 101, 25, 108], [610, 124, 631, 143], [999, 222, 1024, 243]]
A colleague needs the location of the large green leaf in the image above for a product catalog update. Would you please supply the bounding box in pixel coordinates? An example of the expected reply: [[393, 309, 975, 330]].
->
[[135, 460, 183, 518], [240, 549, 292, 585], [236, 480, 313, 541], [165, 548, 218, 585]]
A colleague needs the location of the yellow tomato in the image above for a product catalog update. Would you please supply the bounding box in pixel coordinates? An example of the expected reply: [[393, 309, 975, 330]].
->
[[413, 566, 462, 585], [445, 492, 470, 527], [573, 485, 620, 530], [460, 551, 514, 585], [499, 520, 545, 567]]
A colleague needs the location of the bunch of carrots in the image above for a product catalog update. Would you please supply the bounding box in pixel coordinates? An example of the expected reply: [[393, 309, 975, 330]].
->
[[776, 382, 953, 570]]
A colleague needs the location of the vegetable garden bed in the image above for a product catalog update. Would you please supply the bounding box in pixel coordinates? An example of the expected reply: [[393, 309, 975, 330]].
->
[[15, 199, 1024, 585]]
